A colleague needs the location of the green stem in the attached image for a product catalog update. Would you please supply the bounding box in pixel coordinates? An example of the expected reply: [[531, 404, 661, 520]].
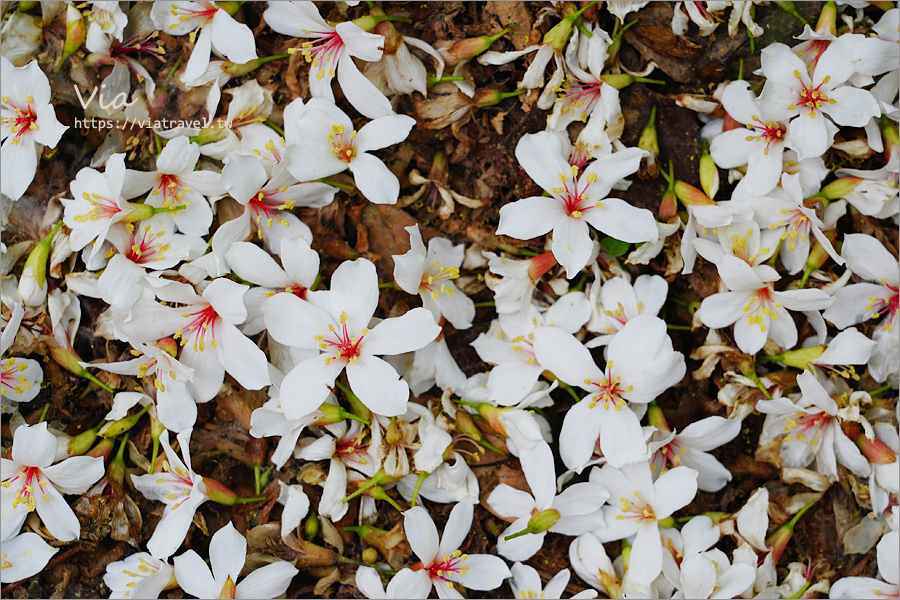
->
[[254, 463, 262, 496], [84, 372, 115, 394], [787, 497, 818, 529], [738, 57, 744, 81], [666, 324, 692, 331], [343, 411, 371, 425], [869, 384, 893, 396], [265, 119, 285, 136], [426, 74, 465, 86], [474, 301, 496, 308], [744, 367, 772, 400], [477, 438, 507, 456], [556, 380, 582, 403], [410, 471, 429, 507], [633, 77, 667, 85], [37, 403, 51, 423], [233, 495, 268, 504], [799, 261, 814, 288], [378, 281, 399, 290], [454, 398, 483, 410], [149, 435, 160, 474], [319, 177, 356, 192]]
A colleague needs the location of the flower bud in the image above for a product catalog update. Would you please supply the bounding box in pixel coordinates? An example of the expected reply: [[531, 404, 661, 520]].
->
[[814, 1, 837, 36], [156, 337, 178, 357], [304, 512, 319, 540], [777, 345, 825, 369], [191, 124, 228, 145], [856, 436, 897, 465], [108, 438, 128, 485], [527, 252, 557, 282], [476, 404, 506, 436], [699, 145, 719, 200], [53, 347, 114, 393], [527, 508, 561, 533], [99, 404, 150, 438], [646, 402, 671, 432], [67, 425, 102, 456], [314, 403, 347, 425], [765, 521, 794, 564], [804, 228, 836, 273], [121, 202, 181, 223], [443, 27, 512, 63], [86, 437, 115, 460], [674, 181, 716, 206], [215, 1, 241, 15], [385, 419, 404, 446], [362, 547, 379, 564], [820, 177, 862, 201], [543, 7, 577, 52], [203, 477, 238, 505], [454, 411, 483, 441], [601, 73, 635, 90], [60, 4, 86, 65], [659, 186, 678, 222], [881, 117, 898, 159], [18, 221, 62, 307], [638, 106, 659, 179], [471, 88, 526, 108]]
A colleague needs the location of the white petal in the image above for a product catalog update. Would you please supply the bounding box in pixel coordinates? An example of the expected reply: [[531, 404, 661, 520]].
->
[[0, 533, 58, 584], [403, 506, 440, 565], [496, 196, 562, 240], [551, 217, 594, 278], [349, 153, 401, 205], [209, 522, 246, 587], [236, 561, 298, 599], [346, 354, 409, 417], [174, 550, 219, 599]]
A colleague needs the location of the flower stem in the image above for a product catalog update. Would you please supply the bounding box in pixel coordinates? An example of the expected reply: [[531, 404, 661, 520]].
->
[[869, 384, 893, 396], [556, 380, 582, 403], [477, 438, 507, 456], [265, 119, 285, 136], [410, 471, 429, 507], [474, 301, 496, 308], [233, 495, 268, 504], [37, 402, 51, 423], [319, 177, 355, 191], [666, 324, 692, 331], [743, 366, 772, 400], [378, 281, 399, 290]]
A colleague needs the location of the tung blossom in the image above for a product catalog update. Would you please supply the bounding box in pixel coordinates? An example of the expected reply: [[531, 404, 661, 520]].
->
[[756, 371, 871, 481], [0, 422, 105, 542], [287, 99, 415, 205], [758, 39, 880, 159], [103, 553, 175, 599], [497, 132, 658, 278], [697, 255, 833, 355], [534, 315, 686, 469], [264, 258, 441, 419], [0, 532, 59, 584], [403, 502, 511, 597], [1, 57, 68, 201], [150, 1, 257, 84], [174, 522, 298, 599], [588, 461, 699, 587], [131, 429, 208, 559], [394, 225, 475, 330], [263, 1, 391, 119]]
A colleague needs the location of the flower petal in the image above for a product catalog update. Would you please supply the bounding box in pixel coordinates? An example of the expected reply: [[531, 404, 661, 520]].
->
[[346, 353, 409, 417]]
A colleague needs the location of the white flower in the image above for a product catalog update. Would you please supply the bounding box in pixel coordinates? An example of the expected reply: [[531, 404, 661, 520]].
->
[[756, 371, 870, 481], [482, 251, 558, 317], [396, 452, 479, 505], [534, 315, 685, 469], [510, 562, 597, 600], [747, 173, 843, 275], [869, 423, 899, 518], [569, 532, 643, 599], [263, 258, 440, 419], [588, 461, 699, 586], [263, 1, 392, 119], [586, 274, 668, 347], [173, 522, 298, 599], [250, 391, 324, 470], [98, 214, 205, 308], [403, 502, 511, 597], [672, 549, 756, 599], [86, 340, 197, 433], [0, 422, 105, 542], [758, 40, 880, 160], [150, 2, 257, 84], [647, 411, 741, 492], [487, 442, 608, 561], [355, 567, 432, 599], [472, 292, 591, 406], [126, 278, 271, 401], [131, 429, 209, 559], [294, 420, 374, 521], [0, 532, 58, 584], [394, 225, 475, 330], [710, 80, 788, 196], [225, 236, 320, 335], [497, 132, 657, 278], [84, 22, 165, 100], [830, 530, 898, 599], [1, 304, 43, 406], [1, 57, 68, 201], [122, 136, 224, 237], [286, 99, 415, 205], [103, 552, 175, 599], [697, 255, 833, 355], [823, 233, 899, 383], [61, 154, 139, 262]]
